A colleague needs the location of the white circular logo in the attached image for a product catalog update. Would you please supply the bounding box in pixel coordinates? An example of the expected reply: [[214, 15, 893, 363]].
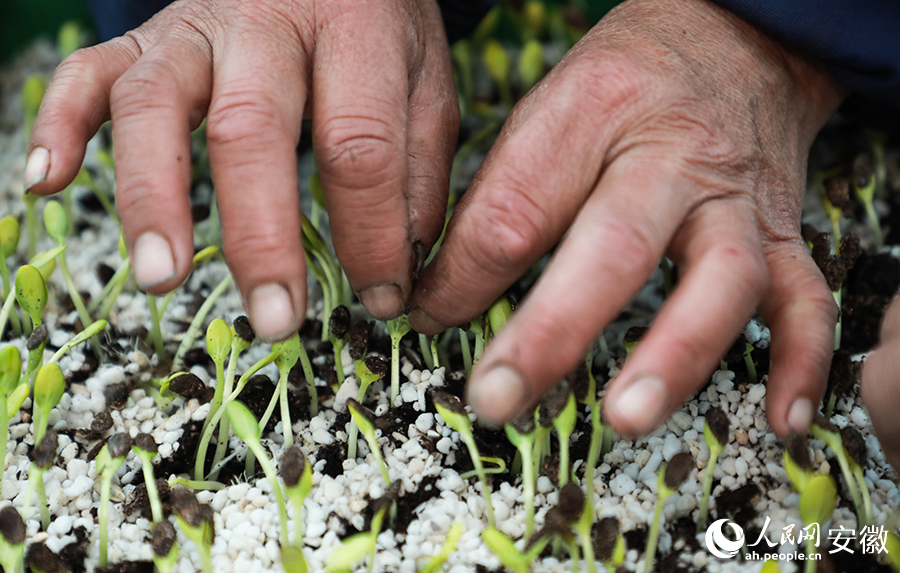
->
[[705, 519, 744, 559]]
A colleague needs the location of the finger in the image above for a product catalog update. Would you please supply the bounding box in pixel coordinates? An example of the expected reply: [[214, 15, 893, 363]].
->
[[862, 301, 900, 470], [464, 158, 689, 426], [206, 30, 309, 341], [26, 38, 142, 193], [404, 1, 458, 273], [110, 37, 212, 294], [311, 4, 420, 320], [760, 241, 839, 437], [603, 201, 769, 438], [408, 56, 630, 334]]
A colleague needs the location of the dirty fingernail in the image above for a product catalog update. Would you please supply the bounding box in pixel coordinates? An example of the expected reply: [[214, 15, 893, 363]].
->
[[609, 375, 668, 436], [133, 232, 176, 290], [24, 147, 50, 190], [467, 365, 529, 425], [248, 283, 297, 341], [358, 283, 404, 320], [788, 397, 814, 432]]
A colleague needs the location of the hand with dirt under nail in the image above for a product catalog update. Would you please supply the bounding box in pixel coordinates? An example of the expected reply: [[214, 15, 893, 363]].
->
[[24, 0, 457, 340], [861, 296, 900, 470], [409, 0, 848, 439]]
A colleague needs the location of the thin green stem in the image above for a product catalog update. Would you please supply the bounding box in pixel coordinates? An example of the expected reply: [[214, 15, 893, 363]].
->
[[0, 257, 21, 337], [24, 194, 37, 261], [250, 377, 283, 476], [0, 398, 6, 494], [90, 259, 129, 313], [289, 495, 305, 549], [431, 336, 440, 370], [173, 274, 233, 371], [459, 328, 472, 378], [37, 472, 49, 530], [854, 467, 873, 529], [519, 444, 535, 539], [863, 201, 884, 249], [584, 402, 603, 522], [99, 474, 111, 567], [698, 450, 720, 532], [419, 334, 433, 371], [0, 289, 16, 341], [280, 369, 293, 448], [805, 536, 817, 573], [558, 431, 571, 488], [139, 453, 163, 523], [97, 261, 131, 321], [390, 335, 401, 405], [333, 339, 346, 385], [298, 346, 317, 418], [643, 495, 667, 573], [462, 434, 495, 528], [246, 440, 290, 547], [210, 346, 240, 480], [147, 294, 165, 359], [579, 527, 597, 573]]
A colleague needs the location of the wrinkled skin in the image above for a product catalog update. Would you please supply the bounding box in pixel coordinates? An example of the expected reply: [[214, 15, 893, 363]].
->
[[862, 297, 900, 470], [28, 0, 853, 443]]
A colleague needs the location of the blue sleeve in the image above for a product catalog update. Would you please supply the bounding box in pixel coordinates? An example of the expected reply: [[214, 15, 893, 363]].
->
[[710, 0, 900, 107]]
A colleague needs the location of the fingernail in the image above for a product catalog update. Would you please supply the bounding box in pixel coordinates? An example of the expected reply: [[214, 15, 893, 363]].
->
[[467, 365, 529, 425], [358, 283, 404, 320], [24, 147, 50, 190], [412, 240, 428, 279], [132, 232, 176, 290], [408, 307, 448, 335], [608, 375, 668, 436], [248, 283, 298, 341], [788, 397, 814, 432]]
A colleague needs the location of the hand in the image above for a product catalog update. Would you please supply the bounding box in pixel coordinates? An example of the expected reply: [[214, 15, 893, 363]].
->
[[861, 297, 900, 469], [25, 0, 458, 340], [409, 0, 847, 438]]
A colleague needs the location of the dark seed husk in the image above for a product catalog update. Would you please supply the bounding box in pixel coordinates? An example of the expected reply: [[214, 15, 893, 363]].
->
[[27, 324, 48, 351], [371, 480, 401, 517], [705, 407, 730, 447], [592, 517, 620, 563], [90, 411, 113, 433], [347, 399, 376, 427], [133, 433, 158, 455], [539, 380, 572, 426], [852, 153, 874, 188], [171, 487, 205, 528], [623, 327, 648, 345], [569, 363, 591, 402], [827, 349, 858, 399], [364, 355, 388, 378], [840, 427, 868, 467], [431, 391, 466, 416], [329, 306, 352, 339], [26, 541, 67, 573], [168, 373, 206, 400], [281, 446, 306, 488], [107, 433, 132, 459], [152, 520, 177, 557], [104, 382, 130, 410], [0, 505, 25, 545], [825, 177, 852, 212], [509, 409, 536, 436], [783, 431, 814, 471], [663, 452, 693, 490], [813, 415, 840, 434], [348, 321, 371, 360], [233, 315, 255, 344], [32, 430, 59, 470], [556, 482, 586, 524]]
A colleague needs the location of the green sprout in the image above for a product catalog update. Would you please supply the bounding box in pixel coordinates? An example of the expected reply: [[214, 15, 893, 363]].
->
[[0, 346, 22, 493], [227, 401, 290, 547], [301, 214, 344, 340], [22, 324, 48, 389], [347, 356, 388, 460], [93, 235, 130, 322], [810, 232, 860, 350], [506, 411, 538, 539], [281, 446, 313, 561], [16, 264, 47, 331], [481, 526, 549, 573], [96, 433, 131, 567], [518, 39, 544, 92], [542, 381, 576, 487], [798, 474, 837, 573], [47, 319, 107, 364], [592, 517, 625, 572], [622, 326, 647, 360], [570, 359, 607, 527], [782, 431, 816, 494], [151, 520, 179, 573], [329, 306, 351, 385], [644, 452, 693, 572], [810, 418, 869, 528], [172, 271, 235, 371], [419, 522, 463, 573], [761, 559, 780, 573], [529, 481, 584, 568], [851, 153, 883, 248], [886, 530, 900, 572], [0, 505, 25, 573], [0, 216, 22, 337], [202, 318, 233, 438], [386, 314, 410, 405], [840, 426, 874, 530], [347, 399, 391, 488], [821, 176, 851, 248], [132, 434, 163, 523], [32, 363, 64, 443], [469, 317, 486, 365], [171, 487, 215, 573], [22, 430, 57, 532], [698, 407, 730, 532], [483, 40, 512, 109], [325, 480, 400, 573], [433, 391, 496, 528]]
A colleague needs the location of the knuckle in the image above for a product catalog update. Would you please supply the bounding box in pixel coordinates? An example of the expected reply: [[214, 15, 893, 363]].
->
[[471, 186, 549, 272], [600, 217, 660, 278], [206, 90, 287, 148], [715, 241, 771, 299], [222, 228, 294, 266], [550, 51, 646, 118], [110, 61, 180, 116], [318, 115, 403, 188], [116, 185, 169, 216]]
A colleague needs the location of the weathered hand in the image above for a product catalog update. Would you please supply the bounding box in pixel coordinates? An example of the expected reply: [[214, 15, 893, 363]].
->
[[25, 0, 457, 339], [410, 0, 847, 438], [862, 297, 900, 469]]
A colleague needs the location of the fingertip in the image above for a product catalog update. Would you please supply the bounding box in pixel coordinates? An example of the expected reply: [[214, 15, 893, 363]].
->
[[132, 232, 179, 293], [357, 283, 405, 321], [603, 374, 670, 439], [786, 396, 814, 435], [466, 364, 531, 426], [246, 283, 302, 342], [24, 147, 51, 191], [409, 307, 450, 336]]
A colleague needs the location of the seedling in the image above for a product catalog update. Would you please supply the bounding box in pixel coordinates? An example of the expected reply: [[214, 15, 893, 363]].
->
[[782, 431, 816, 494], [481, 526, 549, 573], [47, 319, 107, 364], [203, 319, 232, 433], [171, 487, 215, 573], [172, 272, 235, 371], [32, 363, 65, 443], [385, 314, 410, 404], [698, 407, 730, 531], [542, 381, 576, 487], [16, 264, 47, 331], [0, 505, 25, 573], [0, 346, 22, 493], [0, 216, 22, 337], [96, 433, 131, 567], [483, 40, 512, 109], [469, 317, 486, 365], [821, 176, 852, 248], [840, 426, 874, 529], [534, 481, 584, 567], [506, 411, 538, 538], [419, 521, 463, 573], [571, 359, 607, 526], [644, 452, 693, 572], [132, 434, 163, 523], [281, 446, 313, 554], [329, 306, 351, 384], [433, 391, 496, 528], [301, 215, 344, 340], [22, 430, 57, 533], [810, 418, 868, 527], [592, 517, 625, 571], [823, 350, 857, 419], [252, 333, 304, 473], [347, 399, 391, 488], [227, 401, 290, 547], [93, 236, 130, 321], [798, 474, 837, 573], [622, 326, 647, 359], [851, 153, 883, 248], [557, 482, 601, 573], [325, 480, 400, 573], [151, 519, 178, 573], [886, 530, 900, 572], [346, 356, 388, 460], [518, 39, 544, 92], [484, 295, 513, 341], [22, 324, 48, 389], [810, 232, 860, 350]]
